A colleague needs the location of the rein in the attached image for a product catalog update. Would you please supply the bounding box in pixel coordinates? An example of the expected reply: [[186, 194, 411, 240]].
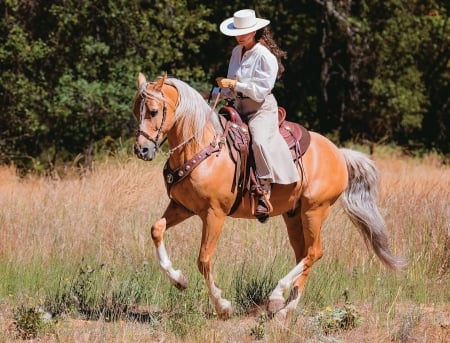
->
[[164, 91, 224, 193], [169, 136, 194, 155], [137, 80, 225, 195]]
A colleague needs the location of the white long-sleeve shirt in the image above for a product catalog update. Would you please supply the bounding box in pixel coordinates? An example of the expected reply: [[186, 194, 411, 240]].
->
[[227, 42, 278, 102]]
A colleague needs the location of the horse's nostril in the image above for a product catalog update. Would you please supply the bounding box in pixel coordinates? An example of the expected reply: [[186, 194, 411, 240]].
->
[[134, 140, 155, 161]]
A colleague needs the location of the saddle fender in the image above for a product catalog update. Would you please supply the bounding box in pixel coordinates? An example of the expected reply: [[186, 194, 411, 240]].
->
[[219, 105, 311, 215]]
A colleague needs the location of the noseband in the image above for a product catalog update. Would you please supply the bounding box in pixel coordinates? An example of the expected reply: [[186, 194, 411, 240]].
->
[[136, 82, 168, 152]]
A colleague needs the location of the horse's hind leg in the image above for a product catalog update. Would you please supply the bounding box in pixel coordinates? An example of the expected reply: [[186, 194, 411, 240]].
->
[[268, 203, 331, 318], [151, 199, 194, 290]]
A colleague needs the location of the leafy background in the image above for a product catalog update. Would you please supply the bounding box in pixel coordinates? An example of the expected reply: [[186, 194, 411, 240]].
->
[[1, 0, 449, 172]]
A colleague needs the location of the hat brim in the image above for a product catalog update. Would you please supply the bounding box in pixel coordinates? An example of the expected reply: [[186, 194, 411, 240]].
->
[[219, 17, 270, 36]]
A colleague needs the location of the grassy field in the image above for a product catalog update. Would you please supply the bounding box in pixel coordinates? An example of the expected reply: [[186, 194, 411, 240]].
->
[[0, 149, 449, 342]]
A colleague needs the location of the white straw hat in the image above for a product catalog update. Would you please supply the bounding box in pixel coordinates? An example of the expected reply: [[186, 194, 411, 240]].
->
[[219, 9, 270, 36]]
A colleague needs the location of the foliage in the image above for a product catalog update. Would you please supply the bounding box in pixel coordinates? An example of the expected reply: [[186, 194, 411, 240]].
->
[[0, 0, 215, 171], [233, 262, 279, 314], [250, 313, 268, 340], [43, 262, 160, 322], [0, 0, 448, 172], [165, 287, 208, 338], [313, 303, 362, 334], [312, 288, 362, 334], [13, 304, 53, 339]]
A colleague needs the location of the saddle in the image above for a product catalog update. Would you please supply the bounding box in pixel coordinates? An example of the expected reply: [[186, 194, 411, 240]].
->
[[162, 104, 311, 218], [219, 105, 311, 215]]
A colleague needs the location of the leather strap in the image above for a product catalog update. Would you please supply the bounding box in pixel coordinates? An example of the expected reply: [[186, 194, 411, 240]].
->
[[163, 143, 221, 194]]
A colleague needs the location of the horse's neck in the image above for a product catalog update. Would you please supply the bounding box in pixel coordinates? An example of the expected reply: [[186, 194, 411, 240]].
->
[[167, 121, 217, 166]]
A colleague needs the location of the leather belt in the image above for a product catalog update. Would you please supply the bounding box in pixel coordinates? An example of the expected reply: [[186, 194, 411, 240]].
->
[[236, 92, 249, 99]]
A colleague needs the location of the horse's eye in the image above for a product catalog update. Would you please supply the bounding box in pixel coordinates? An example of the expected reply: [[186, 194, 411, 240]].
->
[[149, 109, 158, 117]]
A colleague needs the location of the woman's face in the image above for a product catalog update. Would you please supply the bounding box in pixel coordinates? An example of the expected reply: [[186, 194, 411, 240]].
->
[[235, 31, 256, 49]]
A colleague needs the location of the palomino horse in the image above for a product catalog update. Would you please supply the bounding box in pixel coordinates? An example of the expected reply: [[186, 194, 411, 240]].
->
[[133, 73, 405, 319]]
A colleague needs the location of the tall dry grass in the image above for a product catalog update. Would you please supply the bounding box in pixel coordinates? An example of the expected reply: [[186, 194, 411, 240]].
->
[[0, 158, 166, 266], [0, 152, 449, 342]]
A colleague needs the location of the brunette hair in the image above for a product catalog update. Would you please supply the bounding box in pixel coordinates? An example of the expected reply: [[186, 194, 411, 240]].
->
[[256, 27, 287, 79]]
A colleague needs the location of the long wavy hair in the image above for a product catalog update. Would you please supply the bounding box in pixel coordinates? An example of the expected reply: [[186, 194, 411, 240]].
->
[[256, 27, 287, 79]]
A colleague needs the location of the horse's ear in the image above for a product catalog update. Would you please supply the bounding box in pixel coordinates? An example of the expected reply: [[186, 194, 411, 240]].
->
[[138, 72, 147, 89], [154, 72, 167, 92]]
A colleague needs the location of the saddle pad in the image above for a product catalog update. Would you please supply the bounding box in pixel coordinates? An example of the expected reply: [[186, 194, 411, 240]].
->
[[279, 121, 311, 157], [219, 106, 311, 158]]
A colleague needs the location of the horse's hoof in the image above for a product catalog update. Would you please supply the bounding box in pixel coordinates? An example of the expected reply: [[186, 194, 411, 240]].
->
[[267, 298, 285, 318], [174, 282, 187, 291], [171, 271, 188, 290], [217, 299, 233, 320], [218, 307, 233, 320], [272, 308, 288, 322]]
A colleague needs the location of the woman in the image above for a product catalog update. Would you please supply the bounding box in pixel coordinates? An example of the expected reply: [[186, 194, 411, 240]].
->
[[216, 9, 299, 223]]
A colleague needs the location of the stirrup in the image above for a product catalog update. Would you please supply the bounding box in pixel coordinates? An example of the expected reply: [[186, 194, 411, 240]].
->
[[255, 196, 270, 223]]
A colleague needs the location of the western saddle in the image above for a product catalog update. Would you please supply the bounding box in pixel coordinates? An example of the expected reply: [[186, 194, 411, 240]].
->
[[218, 104, 311, 218], [162, 102, 311, 221]]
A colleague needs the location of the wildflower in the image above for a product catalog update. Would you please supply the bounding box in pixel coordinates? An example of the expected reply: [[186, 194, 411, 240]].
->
[[325, 306, 332, 312]]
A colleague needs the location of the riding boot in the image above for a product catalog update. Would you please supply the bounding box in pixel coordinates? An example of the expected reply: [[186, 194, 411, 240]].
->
[[255, 179, 272, 223]]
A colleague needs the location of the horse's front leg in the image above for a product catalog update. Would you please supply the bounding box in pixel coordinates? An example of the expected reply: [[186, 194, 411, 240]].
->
[[151, 200, 194, 290], [197, 209, 231, 319]]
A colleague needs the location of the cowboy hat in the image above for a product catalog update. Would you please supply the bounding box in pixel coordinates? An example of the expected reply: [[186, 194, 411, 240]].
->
[[219, 9, 270, 36]]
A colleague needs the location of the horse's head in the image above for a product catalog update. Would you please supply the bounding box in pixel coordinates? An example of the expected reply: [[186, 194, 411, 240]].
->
[[133, 73, 222, 161], [133, 72, 176, 161]]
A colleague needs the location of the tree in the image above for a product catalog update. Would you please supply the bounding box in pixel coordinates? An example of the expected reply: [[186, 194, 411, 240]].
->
[[1, 0, 448, 173], [0, 0, 216, 171]]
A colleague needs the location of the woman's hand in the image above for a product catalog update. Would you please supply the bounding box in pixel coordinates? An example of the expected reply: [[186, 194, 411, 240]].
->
[[216, 77, 236, 89]]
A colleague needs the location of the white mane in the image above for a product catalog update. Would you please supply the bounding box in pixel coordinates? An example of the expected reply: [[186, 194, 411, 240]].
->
[[165, 78, 223, 143]]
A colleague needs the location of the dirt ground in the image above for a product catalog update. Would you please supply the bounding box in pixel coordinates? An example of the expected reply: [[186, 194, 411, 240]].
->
[[1, 301, 449, 342]]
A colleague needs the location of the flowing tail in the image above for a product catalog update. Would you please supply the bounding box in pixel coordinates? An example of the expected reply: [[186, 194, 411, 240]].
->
[[339, 148, 407, 270]]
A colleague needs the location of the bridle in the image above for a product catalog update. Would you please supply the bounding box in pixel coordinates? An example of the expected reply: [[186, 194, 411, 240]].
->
[[135, 80, 222, 157], [135, 82, 168, 152]]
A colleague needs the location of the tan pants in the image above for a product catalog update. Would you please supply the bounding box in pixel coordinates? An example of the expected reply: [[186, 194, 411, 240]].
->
[[236, 94, 299, 184]]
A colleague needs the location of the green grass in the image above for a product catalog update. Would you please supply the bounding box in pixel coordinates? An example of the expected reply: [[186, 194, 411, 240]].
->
[[0, 155, 448, 341]]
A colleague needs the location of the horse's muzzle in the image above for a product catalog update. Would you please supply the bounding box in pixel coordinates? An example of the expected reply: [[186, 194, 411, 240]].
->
[[134, 141, 157, 161]]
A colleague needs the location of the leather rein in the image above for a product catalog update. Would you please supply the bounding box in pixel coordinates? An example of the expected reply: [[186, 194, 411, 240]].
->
[[163, 91, 223, 193], [136, 83, 223, 195]]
